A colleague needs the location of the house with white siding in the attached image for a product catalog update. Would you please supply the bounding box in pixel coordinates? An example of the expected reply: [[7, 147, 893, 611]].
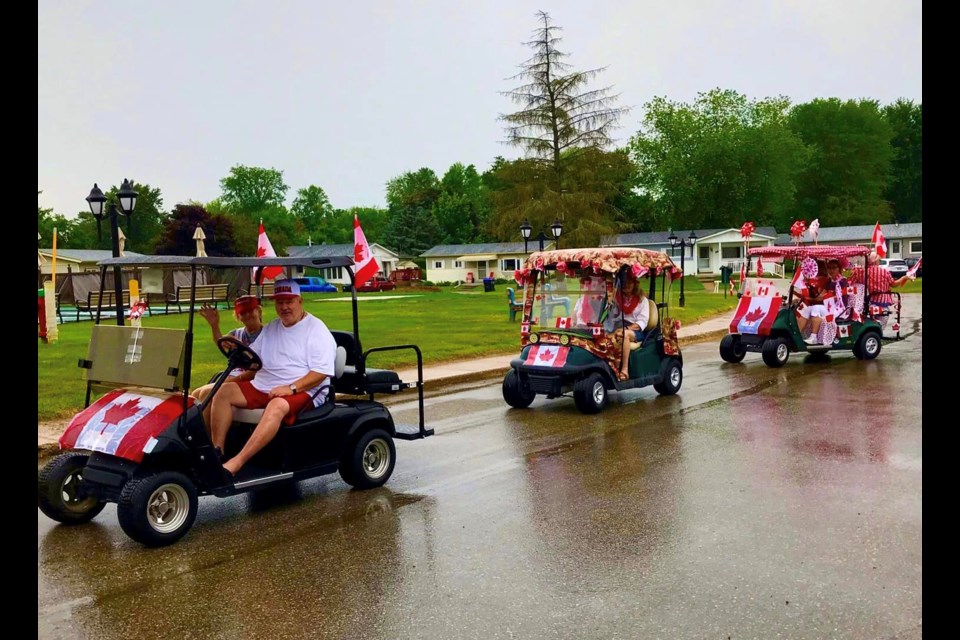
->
[[773, 223, 922, 259], [420, 242, 552, 283], [287, 243, 399, 287], [602, 228, 779, 275]]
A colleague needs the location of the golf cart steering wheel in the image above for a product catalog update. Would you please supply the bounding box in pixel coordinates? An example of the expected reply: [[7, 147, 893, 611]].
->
[[216, 336, 263, 372]]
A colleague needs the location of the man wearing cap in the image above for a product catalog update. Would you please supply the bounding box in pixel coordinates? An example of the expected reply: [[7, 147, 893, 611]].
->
[[210, 279, 338, 477], [192, 295, 265, 403]]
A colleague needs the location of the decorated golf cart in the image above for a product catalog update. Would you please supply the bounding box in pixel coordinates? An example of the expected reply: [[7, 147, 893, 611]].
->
[[502, 248, 684, 414], [720, 244, 903, 367], [37, 255, 432, 547]]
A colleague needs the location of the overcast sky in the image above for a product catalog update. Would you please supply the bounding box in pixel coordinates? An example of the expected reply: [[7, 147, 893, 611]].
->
[[38, 0, 922, 219]]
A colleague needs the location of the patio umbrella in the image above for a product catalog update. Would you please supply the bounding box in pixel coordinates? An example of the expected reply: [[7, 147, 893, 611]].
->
[[193, 226, 208, 257]]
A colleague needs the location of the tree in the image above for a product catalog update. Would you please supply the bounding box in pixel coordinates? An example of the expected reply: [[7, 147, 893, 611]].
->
[[291, 185, 338, 243], [155, 204, 238, 256], [882, 100, 922, 222], [789, 98, 894, 225], [500, 11, 629, 192], [219, 165, 289, 213], [38, 192, 79, 248], [629, 89, 809, 231], [434, 163, 492, 244]]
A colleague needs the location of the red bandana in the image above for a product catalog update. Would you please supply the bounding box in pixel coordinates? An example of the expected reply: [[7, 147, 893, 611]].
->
[[616, 291, 641, 314]]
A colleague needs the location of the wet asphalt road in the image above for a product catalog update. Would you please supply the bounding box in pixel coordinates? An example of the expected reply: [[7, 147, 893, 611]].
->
[[38, 296, 922, 639]]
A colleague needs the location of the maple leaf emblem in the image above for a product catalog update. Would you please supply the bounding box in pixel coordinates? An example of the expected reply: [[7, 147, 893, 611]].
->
[[256, 246, 267, 257], [538, 349, 555, 362], [354, 242, 366, 261], [744, 306, 766, 323], [103, 398, 141, 425]]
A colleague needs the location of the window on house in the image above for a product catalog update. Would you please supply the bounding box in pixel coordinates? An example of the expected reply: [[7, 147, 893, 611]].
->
[[433, 260, 444, 269], [501, 258, 520, 271], [909, 241, 922, 253], [720, 246, 742, 259], [323, 267, 343, 280], [891, 241, 901, 254], [453, 260, 463, 268]]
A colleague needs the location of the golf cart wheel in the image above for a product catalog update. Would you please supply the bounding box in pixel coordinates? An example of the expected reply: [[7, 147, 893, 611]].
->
[[719, 334, 747, 363], [502, 370, 536, 409], [117, 471, 198, 547], [761, 337, 790, 368], [854, 331, 882, 360], [37, 452, 106, 525], [654, 358, 683, 396], [340, 429, 396, 490], [574, 372, 608, 414]]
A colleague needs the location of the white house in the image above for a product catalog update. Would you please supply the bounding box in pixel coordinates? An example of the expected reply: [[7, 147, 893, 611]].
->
[[420, 242, 553, 283], [774, 223, 922, 259], [602, 227, 779, 276], [287, 243, 400, 287]]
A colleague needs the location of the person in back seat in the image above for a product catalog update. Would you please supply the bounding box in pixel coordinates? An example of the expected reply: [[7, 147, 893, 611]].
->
[[210, 279, 337, 477]]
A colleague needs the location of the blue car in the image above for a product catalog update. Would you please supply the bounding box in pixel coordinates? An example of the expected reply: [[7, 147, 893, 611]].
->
[[293, 276, 338, 293]]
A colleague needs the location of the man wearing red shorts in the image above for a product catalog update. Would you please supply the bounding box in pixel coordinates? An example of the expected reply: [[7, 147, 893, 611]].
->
[[210, 279, 337, 477]]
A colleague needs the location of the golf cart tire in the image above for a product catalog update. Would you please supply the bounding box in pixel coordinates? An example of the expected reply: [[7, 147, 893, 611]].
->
[[117, 471, 199, 547], [854, 331, 882, 360], [502, 370, 536, 409], [574, 372, 609, 414], [762, 337, 790, 368], [654, 358, 683, 396], [340, 429, 396, 490], [719, 334, 747, 363], [37, 452, 106, 525]]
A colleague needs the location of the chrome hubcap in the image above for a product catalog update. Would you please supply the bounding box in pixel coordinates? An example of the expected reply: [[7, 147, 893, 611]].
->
[[777, 343, 788, 360], [146, 484, 190, 533], [670, 367, 681, 386], [363, 439, 390, 479], [592, 381, 605, 404], [865, 336, 879, 354]]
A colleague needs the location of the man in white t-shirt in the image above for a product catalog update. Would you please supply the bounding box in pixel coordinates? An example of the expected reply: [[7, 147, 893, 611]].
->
[[210, 279, 337, 477]]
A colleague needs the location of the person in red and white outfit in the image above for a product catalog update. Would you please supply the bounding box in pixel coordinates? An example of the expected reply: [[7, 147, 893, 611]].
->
[[210, 279, 337, 478], [849, 251, 913, 308], [605, 275, 650, 380]]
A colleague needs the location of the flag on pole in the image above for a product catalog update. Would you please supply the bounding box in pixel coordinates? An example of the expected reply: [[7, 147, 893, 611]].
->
[[906, 257, 922, 278], [872, 222, 887, 258], [254, 221, 284, 282], [353, 214, 380, 286]]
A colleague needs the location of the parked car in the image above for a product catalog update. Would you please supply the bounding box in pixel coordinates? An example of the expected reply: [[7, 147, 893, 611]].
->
[[355, 275, 397, 292], [878, 258, 909, 279], [903, 257, 922, 278], [293, 276, 337, 293]]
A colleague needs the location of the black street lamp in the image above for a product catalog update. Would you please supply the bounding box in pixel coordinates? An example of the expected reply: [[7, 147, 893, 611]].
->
[[87, 179, 138, 325], [520, 218, 564, 253], [668, 229, 697, 307]]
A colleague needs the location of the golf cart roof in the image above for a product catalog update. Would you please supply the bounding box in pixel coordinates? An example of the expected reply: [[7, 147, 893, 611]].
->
[[747, 245, 870, 259], [524, 248, 681, 278], [99, 255, 356, 269]]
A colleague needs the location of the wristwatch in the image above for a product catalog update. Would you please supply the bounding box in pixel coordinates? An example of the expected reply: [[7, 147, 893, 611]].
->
[[289, 384, 298, 394]]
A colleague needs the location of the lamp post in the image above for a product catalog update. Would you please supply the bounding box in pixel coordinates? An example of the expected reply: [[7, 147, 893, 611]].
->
[[668, 229, 697, 307], [86, 180, 138, 325], [519, 218, 564, 253]]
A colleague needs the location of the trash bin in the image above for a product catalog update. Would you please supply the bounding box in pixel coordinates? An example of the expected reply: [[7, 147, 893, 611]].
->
[[483, 277, 495, 292]]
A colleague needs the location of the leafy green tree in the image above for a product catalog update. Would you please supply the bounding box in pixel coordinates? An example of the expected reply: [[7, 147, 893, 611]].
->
[[219, 165, 289, 213], [345, 207, 389, 245], [291, 185, 339, 243], [500, 11, 629, 192], [789, 98, 894, 225], [155, 204, 238, 256], [629, 89, 809, 231], [882, 100, 922, 222], [433, 163, 492, 244], [38, 193, 79, 248]]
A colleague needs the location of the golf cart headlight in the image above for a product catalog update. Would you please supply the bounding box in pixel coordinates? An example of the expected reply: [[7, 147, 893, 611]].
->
[[529, 332, 540, 344], [559, 334, 570, 346]]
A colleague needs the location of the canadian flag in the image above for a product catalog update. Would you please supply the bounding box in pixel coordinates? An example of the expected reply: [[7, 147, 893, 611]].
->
[[254, 221, 284, 282], [906, 257, 921, 278], [555, 317, 572, 329], [524, 344, 569, 367], [521, 322, 531, 336], [892, 322, 901, 332], [590, 324, 603, 338], [353, 214, 380, 286], [838, 324, 850, 338], [872, 222, 887, 258]]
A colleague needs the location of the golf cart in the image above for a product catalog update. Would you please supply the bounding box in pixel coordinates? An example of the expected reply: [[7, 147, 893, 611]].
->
[[502, 248, 684, 414], [37, 255, 432, 547], [719, 245, 902, 367]]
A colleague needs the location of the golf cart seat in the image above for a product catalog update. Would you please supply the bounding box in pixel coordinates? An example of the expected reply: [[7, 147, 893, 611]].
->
[[639, 299, 661, 347], [232, 346, 347, 425], [329, 330, 404, 395]]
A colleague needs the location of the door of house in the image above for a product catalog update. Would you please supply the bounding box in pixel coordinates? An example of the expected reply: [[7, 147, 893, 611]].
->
[[890, 241, 901, 258], [698, 246, 710, 272]]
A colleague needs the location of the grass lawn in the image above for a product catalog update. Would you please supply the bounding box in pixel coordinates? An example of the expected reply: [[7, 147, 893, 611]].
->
[[38, 282, 737, 421]]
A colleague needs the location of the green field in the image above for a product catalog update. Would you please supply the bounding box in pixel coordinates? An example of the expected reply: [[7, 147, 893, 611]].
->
[[38, 281, 736, 421]]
